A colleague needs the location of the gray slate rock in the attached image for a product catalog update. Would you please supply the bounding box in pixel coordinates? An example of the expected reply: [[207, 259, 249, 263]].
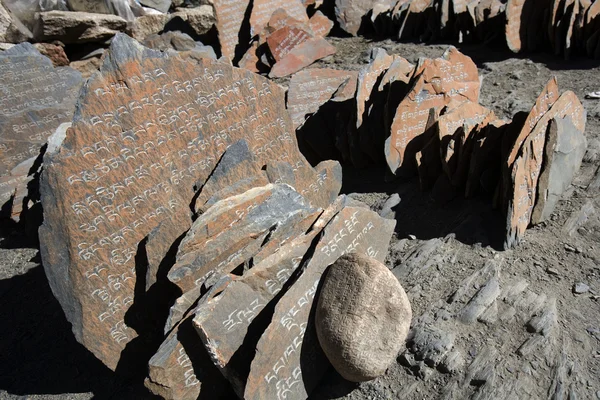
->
[[139, 0, 172, 13], [316, 253, 412, 382], [573, 282, 590, 294], [531, 116, 587, 224], [34, 10, 127, 43]]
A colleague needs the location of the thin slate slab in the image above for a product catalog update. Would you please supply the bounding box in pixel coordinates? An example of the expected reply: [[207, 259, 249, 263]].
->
[[287, 68, 358, 128], [531, 115, 587, 224], [244, 206, 396, 400], [335, 0, 378, 35], [38, 33, 316, 370], [250, 0, 309, 36], [266, 26, 313, 63], [212, 0, 251, 61], [386, 47, 480, 175], [309, 11, 334, 37], [0, 43, 82, 218], [505, 90, 585, 249], [268, 36, 336, 78]]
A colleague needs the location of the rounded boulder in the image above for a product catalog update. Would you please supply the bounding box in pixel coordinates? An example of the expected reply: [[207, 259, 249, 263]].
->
[[315, 253, 412, 382]]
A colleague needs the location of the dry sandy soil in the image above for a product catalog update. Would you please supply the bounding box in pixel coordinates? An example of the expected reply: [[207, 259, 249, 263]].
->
[[1, 37, 599, 399]]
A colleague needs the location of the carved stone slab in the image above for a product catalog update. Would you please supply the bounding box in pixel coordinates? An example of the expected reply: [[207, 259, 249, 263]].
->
[[309, 11, 334, 37], [287, 68, 358, 128], [211, 0, 250, 61], [168, 184, 316, 293], [244, 206, 396, 400], [386, 47, 479, 175], [531, 116, 587, 224], [39, 34, 312, 370], [505, 90, 585, 249], [0, 43, 82, 218], [266, 26, 312, 63], [335, 0, 377, 35], [268, 37, 336, 78], [250, 0, 309, 36]]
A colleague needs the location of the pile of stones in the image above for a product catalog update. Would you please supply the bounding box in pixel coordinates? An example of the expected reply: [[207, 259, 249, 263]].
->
[[288, 46, 587, 249]]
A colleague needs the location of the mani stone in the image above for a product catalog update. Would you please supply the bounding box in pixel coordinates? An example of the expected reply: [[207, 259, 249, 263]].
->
[[386, 47, 479, 175], [269, 36, 336, 78], [244, 206, 396, 400], [250, 0, 309, 36], [38, 33, 316, 370], [33, 11, 128, 43], [0, 43, 82, 219], [212, 0, 250, 60], [335, 0, 378, 35], [287, 68, 358, 128], [309, 11, 334, 37], [530, 116, 587, 224], [315, 253, 412, 382], [505, 90, 585, 249]]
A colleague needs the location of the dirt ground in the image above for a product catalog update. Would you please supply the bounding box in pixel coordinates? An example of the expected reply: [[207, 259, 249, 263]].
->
[[1, 37, 599, 399]]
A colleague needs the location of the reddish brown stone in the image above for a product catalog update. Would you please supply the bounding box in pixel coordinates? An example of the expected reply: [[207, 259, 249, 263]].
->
[[505, 0, 527, 52], [287, 68, 358, 128], [38, 34, 320, 370], [505, 90, 585, 249], [33, 42, 69, 66], [386, 47, 479, 175], [238, 41, 261, 73], [309, 11, 334, 37], [266, 26, 313, 62], [269, 37, 336, 78], [212, 0, 251, 61], [250, 0, 309, 36]]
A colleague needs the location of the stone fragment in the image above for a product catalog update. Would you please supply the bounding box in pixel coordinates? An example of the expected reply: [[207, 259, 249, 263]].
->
[[39, 33, 316, 370], [505, 90, 585, 249], [168, 184, 316, 293], [250, 0, 308, 36], [530, 116, 587, 224], [238, 41, 261, 73], [66, 0, 143, 20], [34, 11, 127, 43], [145, 276, 235, 400], [386, 47, 479, 175], [335, 0, 378, 35], [268, 37, 336, 78], [172, 6, 216, 36], [316, 253, 412, 382], [211, 0, 250, 60], [573, 282, 590, 294], [140, 0, 172, 13], [287, 68, 358, 128], [69, 57, 103, 79], [128, 5, 215, 42], [0, 43, 82, 220], [193, 139, 267, 214], [266, 26, 312, 62], [244, 206, 395, 400], [309, 11, 334, 37], [143, 31, 211, 53], [354, 48, 395, 166], [33, 43, 69, 67]]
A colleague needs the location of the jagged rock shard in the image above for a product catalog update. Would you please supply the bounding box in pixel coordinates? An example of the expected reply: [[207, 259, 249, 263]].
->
[[212, 0, 250, 61], [531, 116, 587, 224], [335, 0, 378, 35], [287, 68, 358, 128], [168, 184, 316, 293], [250, 0, 309, 36], [39, 34, 314, 370], [506, 77, 559, 168], [505, 90, 585, 249], [268, 36, 336, 78], [193, 139, 267, 214], [266, 26, 312, 63], [309, 11, 334, 37], [386, 47, 479, 175], [354, 48, 395, 166], [0, 43, 82, 218], [145, 275, 234, 400], [506, 0, 527, 52], [244, 206, 396, 400]]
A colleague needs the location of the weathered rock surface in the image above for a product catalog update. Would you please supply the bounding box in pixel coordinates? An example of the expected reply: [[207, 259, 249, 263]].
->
[[268, 35, 336, 78], [249, 0, 308, 36], [38, 33, 318, 370], [335, 0, 378, 35], [244, 206, 395, 399], [33, 43, 70, 66], [316, 253, 412, 382], [34, 11, 128, 43], [212, 0, 250, 61], [309, 11, 334, 37], [531, 117, 586, 224], [386, 47, 480, 175], [505, 90, 585, 249], [127, 5, 215, 42], [143, 31, 214, 57], [0, 43, 82, 220], [140, 0, 172, 13]]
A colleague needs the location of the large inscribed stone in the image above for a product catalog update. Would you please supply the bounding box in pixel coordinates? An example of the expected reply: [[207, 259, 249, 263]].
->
[[39, 34, 314, 370]]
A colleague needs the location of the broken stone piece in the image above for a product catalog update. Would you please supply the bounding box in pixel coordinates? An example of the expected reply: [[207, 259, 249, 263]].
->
[[269, 37, 336, 78], [250, 0, 308, 36], [34, 11, 127, 43], [309, 11, 334, 37], [315, 253, 412, 382]]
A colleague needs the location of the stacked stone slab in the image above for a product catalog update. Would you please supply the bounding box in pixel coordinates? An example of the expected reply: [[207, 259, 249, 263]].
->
[[327, 0, 600, 59], [286, 48, 586, 249]]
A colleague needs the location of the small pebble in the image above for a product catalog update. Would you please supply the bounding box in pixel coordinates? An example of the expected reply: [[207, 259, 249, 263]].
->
[[546, 267, 560, 276], [573, 282, 590, 294]]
